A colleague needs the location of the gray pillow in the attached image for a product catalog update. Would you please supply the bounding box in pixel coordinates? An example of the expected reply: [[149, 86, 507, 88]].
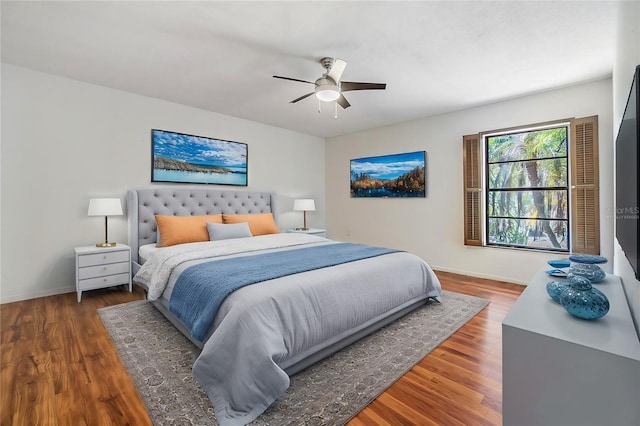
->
[[206, 221, 252, 241]]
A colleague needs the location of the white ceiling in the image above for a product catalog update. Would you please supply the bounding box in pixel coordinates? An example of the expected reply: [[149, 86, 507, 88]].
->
[[1, 1, 618, 138]]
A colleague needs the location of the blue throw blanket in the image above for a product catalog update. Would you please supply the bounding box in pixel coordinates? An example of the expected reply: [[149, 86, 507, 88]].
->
[[169, 242, 399, 341]]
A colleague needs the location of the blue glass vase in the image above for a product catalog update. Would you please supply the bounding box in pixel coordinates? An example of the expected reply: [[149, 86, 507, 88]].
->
[[568, 254, 607, 283], [559, 275, 610, 320], [546, 281, 568, 303], [568, 262, 606, 283]]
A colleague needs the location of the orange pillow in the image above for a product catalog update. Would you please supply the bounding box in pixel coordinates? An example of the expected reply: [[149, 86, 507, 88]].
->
[[222, 213, 279, 236], [155, 214, 223, 247]]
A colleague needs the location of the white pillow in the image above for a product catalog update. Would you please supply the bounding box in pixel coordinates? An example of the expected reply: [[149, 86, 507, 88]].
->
[[206, 221, 252, 241]]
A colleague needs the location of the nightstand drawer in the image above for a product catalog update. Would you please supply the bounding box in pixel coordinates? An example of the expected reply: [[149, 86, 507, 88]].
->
[[78, 261, 130, 280], [78, 273, 130, 291], [78, 250, 129, 267]]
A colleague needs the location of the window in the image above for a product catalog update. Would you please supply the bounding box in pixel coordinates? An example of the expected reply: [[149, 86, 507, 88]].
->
[[463, 116, 600, 254], [486, 125, 569, 251]]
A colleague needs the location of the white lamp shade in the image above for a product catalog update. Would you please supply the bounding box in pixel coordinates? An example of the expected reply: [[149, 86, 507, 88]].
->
[[88, 198, 123, 216], [315, 85, 340, 102], [293, 199, 316, 211]]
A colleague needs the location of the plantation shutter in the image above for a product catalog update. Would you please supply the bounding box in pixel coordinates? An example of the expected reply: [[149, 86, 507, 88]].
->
[[570, 116, 600, 254], [463, 134, 482, 246]]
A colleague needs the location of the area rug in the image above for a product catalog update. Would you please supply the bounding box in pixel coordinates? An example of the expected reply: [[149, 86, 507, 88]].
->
[[98, 290, 489, 425]]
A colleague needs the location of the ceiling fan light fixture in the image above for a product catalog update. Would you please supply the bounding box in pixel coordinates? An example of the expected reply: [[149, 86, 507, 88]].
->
[[275, 57, 385, 109], [315, 83, 340, 102]]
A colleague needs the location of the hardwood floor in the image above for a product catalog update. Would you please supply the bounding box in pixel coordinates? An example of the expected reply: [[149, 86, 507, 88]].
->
[[349, 272, 524, 426], [1, 271, 524, 425], [1, 286, 152, 426]]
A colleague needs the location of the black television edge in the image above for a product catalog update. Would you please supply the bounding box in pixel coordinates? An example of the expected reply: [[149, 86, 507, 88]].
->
[[615, 65, 640, 280]]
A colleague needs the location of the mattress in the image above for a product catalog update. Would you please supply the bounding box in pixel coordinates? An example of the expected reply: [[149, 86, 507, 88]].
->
[[138, 243, 159, 265]]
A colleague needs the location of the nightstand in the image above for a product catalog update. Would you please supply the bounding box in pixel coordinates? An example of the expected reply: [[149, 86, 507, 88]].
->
[[286, 228, 326, 238], [75, 244, 131, 302]]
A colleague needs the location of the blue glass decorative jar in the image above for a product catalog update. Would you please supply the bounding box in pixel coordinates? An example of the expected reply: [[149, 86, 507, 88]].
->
[[559, 275, 610, 320], [568, 254, 607, 283], [546, 281, 568, 303]]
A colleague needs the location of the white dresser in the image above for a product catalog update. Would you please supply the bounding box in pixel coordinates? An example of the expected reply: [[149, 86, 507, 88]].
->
[[74, 244, 132, 302], [502, 269, 640, 426]]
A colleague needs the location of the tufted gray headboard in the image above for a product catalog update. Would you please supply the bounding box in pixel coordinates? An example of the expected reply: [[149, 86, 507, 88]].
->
[[127, 187, 278, 267]]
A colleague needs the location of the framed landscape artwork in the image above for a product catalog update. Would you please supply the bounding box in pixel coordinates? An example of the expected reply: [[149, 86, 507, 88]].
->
[[151, 129, 248, 186], [350, 151, 426, 198]]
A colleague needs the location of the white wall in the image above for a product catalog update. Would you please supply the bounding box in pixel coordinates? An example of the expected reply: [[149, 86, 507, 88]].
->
[[326, 79, 613, 285], [0, 64, 325, 303], [612, 1, 640, 330]]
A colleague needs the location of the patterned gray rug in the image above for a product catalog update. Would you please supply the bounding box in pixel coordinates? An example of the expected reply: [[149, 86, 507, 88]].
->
[[98, 290, 489, 425]]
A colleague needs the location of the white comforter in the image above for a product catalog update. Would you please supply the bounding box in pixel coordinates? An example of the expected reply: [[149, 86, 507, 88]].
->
[[134, 234, 442, 426]]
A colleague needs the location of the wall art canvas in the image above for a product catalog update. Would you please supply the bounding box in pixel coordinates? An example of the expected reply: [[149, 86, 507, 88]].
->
[[350, 151, 426, 198], [152, 129, 248, 186]]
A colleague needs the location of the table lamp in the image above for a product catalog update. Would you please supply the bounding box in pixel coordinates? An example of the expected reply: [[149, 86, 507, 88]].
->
[[293, 199, 315, 231], [88, 198, 123, 247]]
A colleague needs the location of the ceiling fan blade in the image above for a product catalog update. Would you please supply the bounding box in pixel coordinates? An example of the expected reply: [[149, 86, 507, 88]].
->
[[340, 82, 386, 92], [290, 92, 315, 103], [273, 75, 315, 85], [337, 94, 351, 109], [327, 58, 347, 83]]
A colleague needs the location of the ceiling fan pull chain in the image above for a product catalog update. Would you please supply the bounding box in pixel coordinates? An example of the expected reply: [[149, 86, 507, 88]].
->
[[334, 101, 338, 119], [318, 99, 321, 114]]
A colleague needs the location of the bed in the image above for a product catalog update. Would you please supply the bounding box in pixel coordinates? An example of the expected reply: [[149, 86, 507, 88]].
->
[[127, 187, 441, 426]]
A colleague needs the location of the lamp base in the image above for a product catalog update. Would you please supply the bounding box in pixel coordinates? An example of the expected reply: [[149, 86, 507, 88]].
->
[[295, 227, 310, 231], [96, 242, 117, 247]]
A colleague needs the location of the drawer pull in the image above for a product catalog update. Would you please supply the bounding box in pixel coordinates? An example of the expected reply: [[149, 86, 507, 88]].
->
[[104, 278, 107, 282], [103, 267, 107, 271], [103, 255, 107, 259]]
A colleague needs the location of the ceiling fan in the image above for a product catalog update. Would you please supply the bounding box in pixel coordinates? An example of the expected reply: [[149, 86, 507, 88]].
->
[[273, 57, 386, 110]]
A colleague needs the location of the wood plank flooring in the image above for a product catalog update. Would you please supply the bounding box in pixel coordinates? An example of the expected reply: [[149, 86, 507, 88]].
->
[[1, 271, 524, 425], [349, 272, 524, 426]]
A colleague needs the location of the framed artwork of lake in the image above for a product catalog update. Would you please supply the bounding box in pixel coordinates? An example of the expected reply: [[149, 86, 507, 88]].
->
[[350, 151, 426, 198], [151, 129, 248, 186]]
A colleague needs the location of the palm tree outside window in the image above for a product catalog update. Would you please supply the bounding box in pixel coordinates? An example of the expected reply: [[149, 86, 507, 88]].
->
[[485, 125, 569, 251]]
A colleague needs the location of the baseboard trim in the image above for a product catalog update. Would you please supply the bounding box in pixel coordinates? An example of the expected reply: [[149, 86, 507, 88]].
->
[[431, 265, 528, 286], [1, 285, 75, 304]]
